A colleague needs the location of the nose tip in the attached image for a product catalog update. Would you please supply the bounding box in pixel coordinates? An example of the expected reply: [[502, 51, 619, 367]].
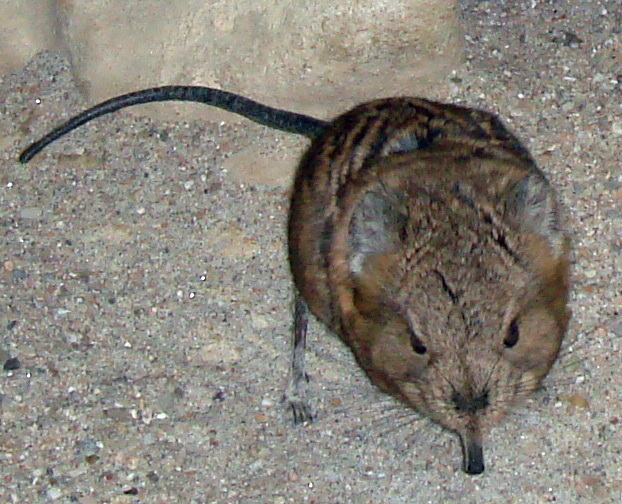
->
[[465, 460, 485, 475], [460, 429, 485, 475], [464, 444, 485, 475]]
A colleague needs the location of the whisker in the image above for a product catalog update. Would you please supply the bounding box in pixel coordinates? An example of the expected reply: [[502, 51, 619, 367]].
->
[[542, 376, 586, 389], [329, 406, 419, 441], [402, 416, 435, 447], [371, 412, 428, 440], [554, 355, 589, 374], [483, 352, 503, 393], [556, 325, 602, 360], [331, 403, 407, 426]]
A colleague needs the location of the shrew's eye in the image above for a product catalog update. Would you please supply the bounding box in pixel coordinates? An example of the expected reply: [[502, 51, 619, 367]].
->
[[409, 328, 427, 355], [504, 318, 520, 348]]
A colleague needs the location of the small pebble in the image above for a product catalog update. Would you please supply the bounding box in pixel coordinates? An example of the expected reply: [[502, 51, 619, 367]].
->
[[567, 395, 590, 410], [254, 412, 268, 423], [20, 207, 42, 219], [11, 269, 27, 281], [3, 357, 21, 371], [610, 319, 622, 338], [46, 488, 62, 500]]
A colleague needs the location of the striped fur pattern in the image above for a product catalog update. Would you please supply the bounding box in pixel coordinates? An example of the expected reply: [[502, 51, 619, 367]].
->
[[288, 98, 570, 474]]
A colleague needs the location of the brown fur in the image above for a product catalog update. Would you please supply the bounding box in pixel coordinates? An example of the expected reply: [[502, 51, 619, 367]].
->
[[288, 98, 570, 473]]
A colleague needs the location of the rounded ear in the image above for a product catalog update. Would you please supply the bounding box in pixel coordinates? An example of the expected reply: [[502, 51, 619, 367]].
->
[[504, 174, 566, 258], [348, 188, 407, 275]]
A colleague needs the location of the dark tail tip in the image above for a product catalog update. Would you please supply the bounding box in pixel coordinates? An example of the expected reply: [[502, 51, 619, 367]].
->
[[19, 139, 45, 163], [19, 148, 33, 164]]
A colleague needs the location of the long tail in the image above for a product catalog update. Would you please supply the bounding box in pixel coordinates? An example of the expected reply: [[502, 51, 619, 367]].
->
[[19, 86, 329, 163]]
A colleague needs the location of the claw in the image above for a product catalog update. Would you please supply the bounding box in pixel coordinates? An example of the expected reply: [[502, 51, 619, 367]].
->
[[289, 400, 315, 424]]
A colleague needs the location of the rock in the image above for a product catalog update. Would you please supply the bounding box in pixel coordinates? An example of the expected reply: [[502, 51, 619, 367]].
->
[[0, 0, 463, 121], [20, 207, 43, 220], [610, 318, 622, 338]]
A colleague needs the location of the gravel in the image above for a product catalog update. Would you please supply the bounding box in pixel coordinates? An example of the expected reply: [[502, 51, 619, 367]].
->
[[0, 0, 620, 502]]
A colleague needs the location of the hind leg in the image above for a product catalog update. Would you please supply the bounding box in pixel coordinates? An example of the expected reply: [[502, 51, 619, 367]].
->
[[282, 294, 315, 423]]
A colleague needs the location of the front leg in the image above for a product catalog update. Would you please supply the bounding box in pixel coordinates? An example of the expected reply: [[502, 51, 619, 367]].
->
[[282, 294, 315, 423]]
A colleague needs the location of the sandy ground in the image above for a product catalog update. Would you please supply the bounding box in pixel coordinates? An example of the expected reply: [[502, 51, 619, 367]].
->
[[1, 1, 621, 502]]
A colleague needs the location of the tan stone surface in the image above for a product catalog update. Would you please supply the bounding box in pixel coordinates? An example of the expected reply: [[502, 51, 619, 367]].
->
[[0, 0, 61, 75], [2, 0, 462, 120]]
